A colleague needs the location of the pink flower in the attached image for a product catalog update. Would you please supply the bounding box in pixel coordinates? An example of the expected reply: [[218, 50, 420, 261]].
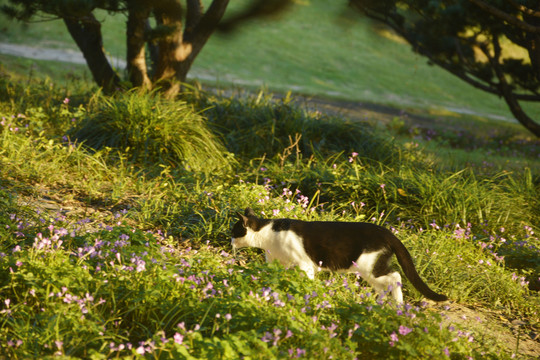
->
[[173, 333, 183, 344], [398, 325, 413, 336]]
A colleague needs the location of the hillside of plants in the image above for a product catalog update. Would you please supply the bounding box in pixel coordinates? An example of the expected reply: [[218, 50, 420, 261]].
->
[[0, 60, 539, 358]]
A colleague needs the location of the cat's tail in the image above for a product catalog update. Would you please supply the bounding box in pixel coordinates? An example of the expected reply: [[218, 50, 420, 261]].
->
[[387, 232, 448, 302]]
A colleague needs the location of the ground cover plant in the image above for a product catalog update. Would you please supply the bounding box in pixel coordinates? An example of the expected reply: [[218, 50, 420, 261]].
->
[[0, 72, 539, 359]]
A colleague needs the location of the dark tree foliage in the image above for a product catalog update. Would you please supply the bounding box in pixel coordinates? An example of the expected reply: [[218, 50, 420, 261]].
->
[[350, 0, 540, 137], [1, 0, 290, 97]]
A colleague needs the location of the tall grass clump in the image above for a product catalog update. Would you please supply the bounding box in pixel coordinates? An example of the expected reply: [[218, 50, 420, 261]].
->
[[191, 90, 399, 164], [328, 161, 540, 235], [72, 91, 234, 172]]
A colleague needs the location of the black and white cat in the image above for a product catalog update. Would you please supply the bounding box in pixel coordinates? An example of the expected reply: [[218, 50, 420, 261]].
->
[[231, 208, 447, 304]]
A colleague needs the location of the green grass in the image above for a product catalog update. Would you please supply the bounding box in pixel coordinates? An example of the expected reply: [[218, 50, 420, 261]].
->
[[0, 69, 539, 358], [1, 0, 539, 123], [0, 53, 90, 83]]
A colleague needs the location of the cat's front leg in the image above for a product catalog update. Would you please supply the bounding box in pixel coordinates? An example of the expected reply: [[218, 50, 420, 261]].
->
[[265, 250, 277, 264], [299, 263, 316, 280]]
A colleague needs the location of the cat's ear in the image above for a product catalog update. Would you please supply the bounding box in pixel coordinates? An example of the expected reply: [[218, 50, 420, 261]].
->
[[244, 207, 257, 217], [236, 211, 249, 228]]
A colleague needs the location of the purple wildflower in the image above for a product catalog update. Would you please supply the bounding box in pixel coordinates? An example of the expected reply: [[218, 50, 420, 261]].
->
[[398, 325, 413, 336]]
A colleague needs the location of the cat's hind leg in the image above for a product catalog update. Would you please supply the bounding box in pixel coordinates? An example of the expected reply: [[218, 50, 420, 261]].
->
[[360, 250, 404, 303], [369, 272, 403, 303]]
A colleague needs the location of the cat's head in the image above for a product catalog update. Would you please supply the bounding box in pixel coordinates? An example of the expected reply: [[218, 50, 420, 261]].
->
[[231, 207, 258, 250]]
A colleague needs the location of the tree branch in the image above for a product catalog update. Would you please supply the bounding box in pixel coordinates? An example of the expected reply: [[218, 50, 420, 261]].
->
[[217, 0, 292, 32], [505, 0, 540, 18], [358, 5, 540, 102], [180, 0, 230, 73], [186, 0, 203, 32], [185, 0, 229, 42], [468, 0, 540, 34], [484, 36, 540, 136]]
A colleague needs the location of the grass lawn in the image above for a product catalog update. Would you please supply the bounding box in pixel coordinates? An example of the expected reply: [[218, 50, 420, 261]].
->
[[1, 0, 539, 123]]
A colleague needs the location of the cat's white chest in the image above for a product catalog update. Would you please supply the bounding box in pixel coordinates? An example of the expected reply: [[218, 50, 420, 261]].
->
[[262, 227, 311, 264], [249, 225, 315, 277]]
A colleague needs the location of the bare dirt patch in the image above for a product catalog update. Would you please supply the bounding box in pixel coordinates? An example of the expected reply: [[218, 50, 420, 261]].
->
[[432, 302, 539, 358]]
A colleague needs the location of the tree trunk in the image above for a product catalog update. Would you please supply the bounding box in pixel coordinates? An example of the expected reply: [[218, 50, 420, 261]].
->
[[153, 0, 185, 97], [63, 15, 120, 93], [127, 2, 152, 89], [153, 0, 229, 98], [64, 1, 229, 97]]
